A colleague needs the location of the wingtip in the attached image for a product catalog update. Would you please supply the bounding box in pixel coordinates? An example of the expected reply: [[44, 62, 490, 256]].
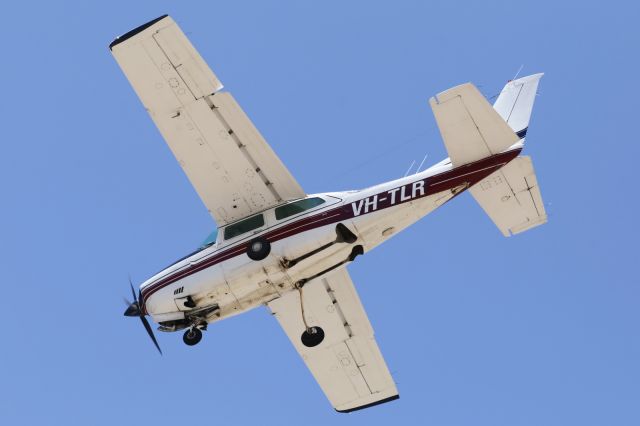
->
[[109, 14, 170, 51], [335, 395, 399, 413]]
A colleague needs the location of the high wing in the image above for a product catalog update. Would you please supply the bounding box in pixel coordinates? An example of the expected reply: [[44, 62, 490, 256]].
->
[[268, 269, 398, 412], [110, 15, 305, 225]]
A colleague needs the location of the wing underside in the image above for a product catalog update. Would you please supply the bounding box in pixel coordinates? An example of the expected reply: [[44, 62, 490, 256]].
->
[[110, 15, 305, 225], [268, 269, 398, 412]]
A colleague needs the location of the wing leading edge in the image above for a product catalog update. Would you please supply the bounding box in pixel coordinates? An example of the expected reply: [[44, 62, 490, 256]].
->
[[268, 269, 398, 412], [110, 15, 305, 225]]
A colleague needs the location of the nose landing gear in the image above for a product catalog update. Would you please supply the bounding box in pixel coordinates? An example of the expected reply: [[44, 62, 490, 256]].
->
[[182, 326, 206, 346], [183, 327, 203, 346], [178, 304, 218, 347]]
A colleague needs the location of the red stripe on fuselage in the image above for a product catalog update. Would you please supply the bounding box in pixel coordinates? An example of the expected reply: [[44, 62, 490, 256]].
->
[[140, 149, 521, 311]]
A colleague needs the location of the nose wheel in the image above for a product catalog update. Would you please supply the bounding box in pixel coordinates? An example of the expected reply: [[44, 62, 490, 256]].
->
[[183, 327, 203, 346]]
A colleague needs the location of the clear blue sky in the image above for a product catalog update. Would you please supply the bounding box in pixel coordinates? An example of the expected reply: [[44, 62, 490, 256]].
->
[[1, 1, 638, 424]]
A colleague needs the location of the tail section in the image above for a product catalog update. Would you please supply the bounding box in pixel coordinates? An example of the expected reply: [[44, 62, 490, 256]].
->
[[493, 73, 543, 140], [429, 73, 546, 236], [470, 73, 546, 236]]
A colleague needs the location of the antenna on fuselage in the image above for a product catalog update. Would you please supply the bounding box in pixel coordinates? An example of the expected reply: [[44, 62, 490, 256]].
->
[[403, 160, 416, 177], [487, 65, 527, 102], [512, 64, 524, 81], [416, 153, 429, 174]]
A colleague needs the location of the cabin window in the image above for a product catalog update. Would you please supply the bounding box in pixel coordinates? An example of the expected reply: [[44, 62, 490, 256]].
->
[[224, 214, 265, 240], [275, 197, 325, 220]]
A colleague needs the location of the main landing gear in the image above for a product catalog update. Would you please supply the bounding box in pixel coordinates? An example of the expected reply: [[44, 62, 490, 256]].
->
[[247, 237, 271, 261], [301, 326, 325, 347], [282, 223, 357, 269], [296, 243, 364, 348]]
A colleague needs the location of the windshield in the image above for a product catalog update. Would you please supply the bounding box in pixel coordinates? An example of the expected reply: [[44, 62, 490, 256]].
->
[[200, 229, 219, 248]]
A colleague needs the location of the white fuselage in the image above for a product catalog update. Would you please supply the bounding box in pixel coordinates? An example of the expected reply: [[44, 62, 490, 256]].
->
[[139, 147, 519, 329]]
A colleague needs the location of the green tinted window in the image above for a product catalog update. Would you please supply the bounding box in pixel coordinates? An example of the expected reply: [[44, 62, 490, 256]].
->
[[224, 214, 265, 240], [275, 197, 325, 220]]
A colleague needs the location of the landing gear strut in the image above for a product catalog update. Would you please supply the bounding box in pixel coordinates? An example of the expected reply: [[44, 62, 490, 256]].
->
[[282, 223, 357, 269], [295, 281, 326, 347], [295, 244, 364, 348], [183, 327, 203, 346]]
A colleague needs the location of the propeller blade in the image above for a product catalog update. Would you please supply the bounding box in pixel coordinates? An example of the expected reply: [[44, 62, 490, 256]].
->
[[125, 277, 161, 354], [129, 278, 138, 303], [123, 297, 132, 307], [140, 315, 162, 355]]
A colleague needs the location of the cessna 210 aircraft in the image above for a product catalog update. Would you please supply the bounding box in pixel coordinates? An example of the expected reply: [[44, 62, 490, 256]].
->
[[111, 15, 547, 413]]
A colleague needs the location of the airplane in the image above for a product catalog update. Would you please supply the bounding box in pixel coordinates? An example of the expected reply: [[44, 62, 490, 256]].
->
[[111, 15, 547, 413]]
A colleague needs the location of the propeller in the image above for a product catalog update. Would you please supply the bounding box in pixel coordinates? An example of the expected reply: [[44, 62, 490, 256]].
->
[[124, 278, 162, 355]]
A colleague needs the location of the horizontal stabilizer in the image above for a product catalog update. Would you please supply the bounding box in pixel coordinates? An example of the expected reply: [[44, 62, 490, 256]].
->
[[429, 83, 519, 167], [469, 156, 547, 236]]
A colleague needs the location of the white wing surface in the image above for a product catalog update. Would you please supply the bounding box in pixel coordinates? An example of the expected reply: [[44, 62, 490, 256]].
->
[[470, 156, 547, 236], [268, 269, 398, 412], [110, 15, 304, 225], [429, 82, 519, 167]]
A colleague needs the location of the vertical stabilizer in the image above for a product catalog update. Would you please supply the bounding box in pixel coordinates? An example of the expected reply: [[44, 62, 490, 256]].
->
[[493, 73, 543, 139]]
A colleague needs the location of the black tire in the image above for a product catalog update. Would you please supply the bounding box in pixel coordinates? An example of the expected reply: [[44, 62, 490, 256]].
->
[[183, 327, 203, 346], [301, 326, 325, 347], [247, 237, 271, 261]]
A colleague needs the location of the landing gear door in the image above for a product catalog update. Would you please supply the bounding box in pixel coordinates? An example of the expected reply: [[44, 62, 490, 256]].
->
[[174, 295, 196, 312]]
